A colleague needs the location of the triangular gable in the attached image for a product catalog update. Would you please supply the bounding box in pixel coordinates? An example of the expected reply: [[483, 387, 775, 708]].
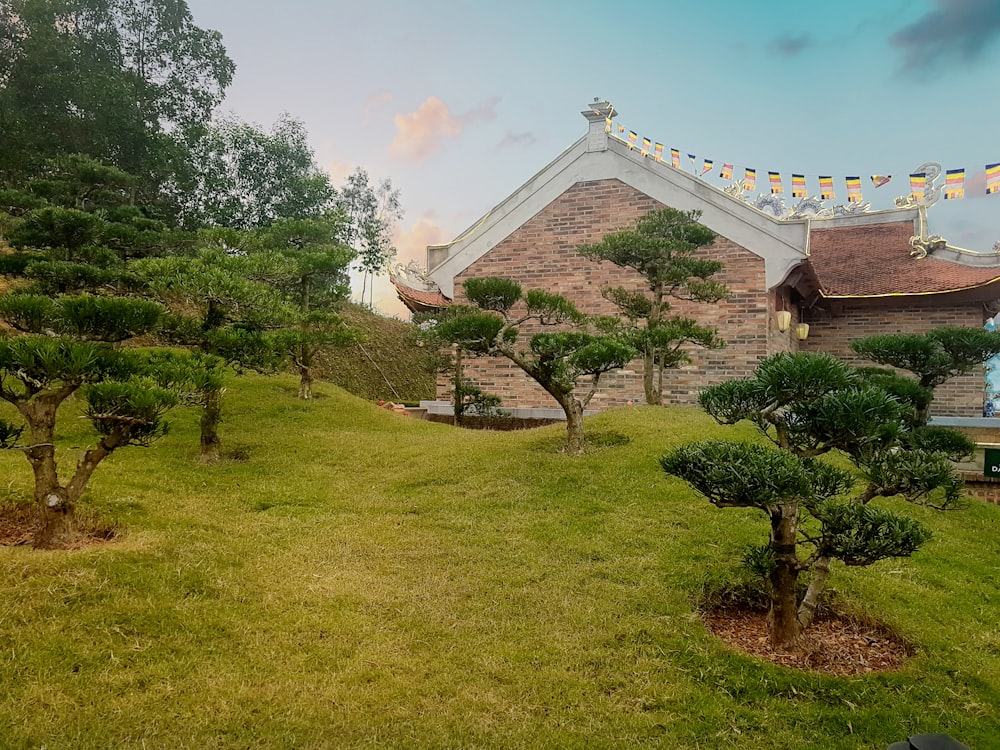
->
[[427, 125, 812, 297]]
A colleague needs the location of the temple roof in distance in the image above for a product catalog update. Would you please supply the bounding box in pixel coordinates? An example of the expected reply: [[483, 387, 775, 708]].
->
[[389, 263, 452, 313], [807, 221, 1000, 298]]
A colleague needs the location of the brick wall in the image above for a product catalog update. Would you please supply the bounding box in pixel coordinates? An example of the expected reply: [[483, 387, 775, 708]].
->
[[443, 179, 776, 409], [801, 301, 987, 417]]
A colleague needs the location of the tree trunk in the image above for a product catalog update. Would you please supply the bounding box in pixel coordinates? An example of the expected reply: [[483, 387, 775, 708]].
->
[[561, 396, 586, 455], [200, 385, 223, 463], [299, 365, 313, 399], [643, 283, 665, 406], [797, 555, 832, 629], [29, 436, 117, 549], [642, 348, 657, 406], [297, 341, 314, 399], [767, 502, 803, 652], [19, 396, 72, 549], [453, 348, 464, 427]]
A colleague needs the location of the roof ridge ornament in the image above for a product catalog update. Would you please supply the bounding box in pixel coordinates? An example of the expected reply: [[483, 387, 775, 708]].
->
[[895, 161, 943, 209], [723, 181, 870, 220], [389, 260, 440, 293], [906, 200, 948, 259]]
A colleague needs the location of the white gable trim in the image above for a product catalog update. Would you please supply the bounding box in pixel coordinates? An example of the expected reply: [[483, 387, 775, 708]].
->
[[427, 136, 811, 297]]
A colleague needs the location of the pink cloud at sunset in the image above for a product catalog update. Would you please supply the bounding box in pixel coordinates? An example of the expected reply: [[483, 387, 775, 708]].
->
[[388, 96, 499, 163], [392, 215, 448, 265], [362, 91, 393, 125], [324, 159, 354, 184], [965, 170, 987, 198]]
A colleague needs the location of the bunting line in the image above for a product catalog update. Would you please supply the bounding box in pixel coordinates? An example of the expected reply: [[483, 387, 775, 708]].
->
[[601, 109, 998, 205]]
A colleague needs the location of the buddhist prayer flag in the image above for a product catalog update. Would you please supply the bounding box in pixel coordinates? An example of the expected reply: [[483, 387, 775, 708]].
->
[[871, 175, 892, 188], [671, 148, 681, 168], [701, 158, 713, 175], [744, 168, 756, 191], [987, 163, 1000, 194], [654, 142, 664, 162], [818, 176, 835, 201], [617, 124, 625, 134], [910, 173, 927, 202], [720, 163, 734, 180], [628, 131, 637, 149], [846, 176, 863, 203], [768, 171, 783, 194], [944, 168, 965, 199], [791, 174, 807, 198], [605, 117, 612, 133], [641, 137, 651, 157], [688, 154, 697, 170]]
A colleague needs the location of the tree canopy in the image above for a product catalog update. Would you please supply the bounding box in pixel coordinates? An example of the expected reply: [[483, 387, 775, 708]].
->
[[661, 351, 968, 651], [578, 208, 728, 405], [0, 0, 233, 198], [433, 277, 635, 454]]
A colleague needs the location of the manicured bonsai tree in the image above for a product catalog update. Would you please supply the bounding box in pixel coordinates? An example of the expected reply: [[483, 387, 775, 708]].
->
[[660, 352, 968, 651], [432, 277, 635, 454], [577, 207, 729, 405], [852, 327, 1000, 424], [0, 294, 188, 548]]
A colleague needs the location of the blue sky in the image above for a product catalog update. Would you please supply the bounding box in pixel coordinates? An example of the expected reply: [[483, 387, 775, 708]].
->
[[185, 0, 1000, 316]]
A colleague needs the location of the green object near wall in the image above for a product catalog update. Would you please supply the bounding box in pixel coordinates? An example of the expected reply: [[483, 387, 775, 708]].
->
[[984, 447, 1000, 477]]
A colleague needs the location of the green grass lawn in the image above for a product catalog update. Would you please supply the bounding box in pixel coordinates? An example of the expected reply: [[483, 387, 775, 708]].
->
[[1, 375, 998, 749]]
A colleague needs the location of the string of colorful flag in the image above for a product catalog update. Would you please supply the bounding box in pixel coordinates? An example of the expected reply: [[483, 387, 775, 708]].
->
[[605, 116, 1000, 203]]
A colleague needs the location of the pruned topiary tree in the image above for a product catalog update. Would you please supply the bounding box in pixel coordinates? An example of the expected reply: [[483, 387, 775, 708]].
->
[[0, 294, 189, 548], [577, 207, 729, 406], [660, 352, 968, 652], [431, 277, 635, 454], [852, 327, 1000, 424]]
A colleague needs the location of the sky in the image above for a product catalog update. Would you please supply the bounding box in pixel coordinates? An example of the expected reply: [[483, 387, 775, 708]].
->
[[184, 0, 1000, 318]]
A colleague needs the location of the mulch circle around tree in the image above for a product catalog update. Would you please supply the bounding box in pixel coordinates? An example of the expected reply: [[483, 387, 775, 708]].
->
[[703, 606, 914, 676], [0, 506, 117, 549]]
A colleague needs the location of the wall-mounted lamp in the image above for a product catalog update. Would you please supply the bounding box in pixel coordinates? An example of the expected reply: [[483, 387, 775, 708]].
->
[[775, 310, 792, 332], [795, 323, 810, 341]]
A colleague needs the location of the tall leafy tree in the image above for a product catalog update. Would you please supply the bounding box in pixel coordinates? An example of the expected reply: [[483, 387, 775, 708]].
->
[[337, 168, 402, 307], [167, 114, 336, 230], [0, 0, 233, 203], [578, 208, 729, 406], [433, 277, 635, 454]]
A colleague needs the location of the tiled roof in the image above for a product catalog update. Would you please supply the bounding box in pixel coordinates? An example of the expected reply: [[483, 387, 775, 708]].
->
[[390, 277, 451, 313], [808, 222, 1000, 298]]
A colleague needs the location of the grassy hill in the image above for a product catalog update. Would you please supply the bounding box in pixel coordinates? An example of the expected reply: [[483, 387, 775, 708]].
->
[[319, 303, 437, 403], [1, 376, 999, 749]]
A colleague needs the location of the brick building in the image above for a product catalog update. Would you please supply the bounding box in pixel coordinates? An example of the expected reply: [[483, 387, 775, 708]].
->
[[392, 102, 1000, 418]]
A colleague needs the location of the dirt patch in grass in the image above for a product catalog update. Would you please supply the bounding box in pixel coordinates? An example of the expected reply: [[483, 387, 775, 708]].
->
[[704, 605, 914, 676], [0, 504, 118, 549]]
